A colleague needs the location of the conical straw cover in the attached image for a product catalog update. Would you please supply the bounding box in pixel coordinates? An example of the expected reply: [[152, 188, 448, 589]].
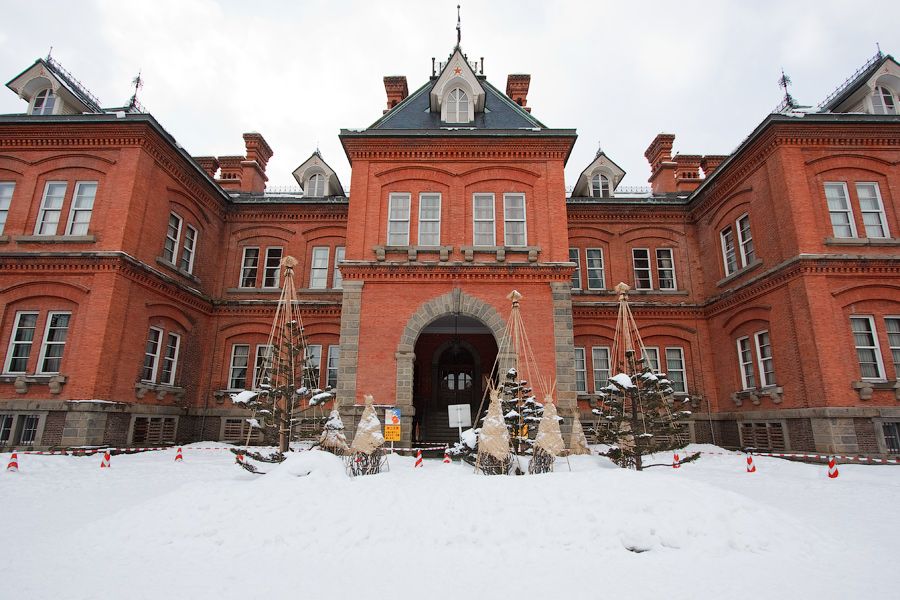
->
[[320, 408, 349, 452], [569, 409, 591, 455], [534, 395, 565, 457], [350, 394, 384, 454], [478, 388, 511, 461]]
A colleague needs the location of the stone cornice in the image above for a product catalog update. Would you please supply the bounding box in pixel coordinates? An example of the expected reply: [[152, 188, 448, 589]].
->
[[212, 302, 342, 318], [340, 136, 574, 162], [225, 203, 348, 223], [573, 304, 705, 320], [566, 207, 691, 222], [339, 261, 572, 282]]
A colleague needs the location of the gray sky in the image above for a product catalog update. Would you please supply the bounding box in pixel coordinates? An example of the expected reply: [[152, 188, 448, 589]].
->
[[2, 0, 898, 190]]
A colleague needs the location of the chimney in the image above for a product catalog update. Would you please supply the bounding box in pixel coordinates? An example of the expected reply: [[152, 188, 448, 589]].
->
[[700, 154, 728, 178], [241, 132, 273, 194], [216, 156, 244, 191], [644, 133, 677, 194], [383, 75, 409, 113], [506, 74, 532, 112], [674, 154, 703, 192], [193, 156, 219, 179]]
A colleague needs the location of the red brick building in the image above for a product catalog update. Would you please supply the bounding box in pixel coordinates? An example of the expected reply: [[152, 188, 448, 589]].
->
[[2, 47, 899, 455]]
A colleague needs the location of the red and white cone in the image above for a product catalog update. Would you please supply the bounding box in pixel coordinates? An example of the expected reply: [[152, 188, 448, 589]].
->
[[6, 452, 19, 472], [174, 447, 183, 462], [236, 453, 244, 464], [827, 456, 839, 479], [100, 450, 111, 469], [673, 453, 681, 469], [746, 455, 756, 473], [443, 447, 451, 464], [414, 449, 423, 468]]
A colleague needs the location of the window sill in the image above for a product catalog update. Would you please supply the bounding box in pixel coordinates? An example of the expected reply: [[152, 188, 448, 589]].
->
[[0, 235, 8, 244], [825, 237, 900, 246], [460, 245, 541, 263], [628, 289, 688, 296], [373, 245, 454, 262], [717, 258, 763, 287], [15, 234, 96, 243], [225, 287, 281, 294], [155, 257, 200, 284], [731, 385, 783, 407], [852, 379, 900, 401], [0, 374, 67, 394], [135, 381, 186, 401]]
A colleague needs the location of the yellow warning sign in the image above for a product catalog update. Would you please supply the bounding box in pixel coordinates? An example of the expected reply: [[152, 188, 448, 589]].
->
[[384, 424, 401, 442]]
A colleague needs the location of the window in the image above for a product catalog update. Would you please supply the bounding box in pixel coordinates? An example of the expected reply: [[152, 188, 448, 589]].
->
[[736, 215, 755, 266], [872, 86, 897, 115], [35, 182, 67, 235], [0, 414, 41, 446], [445, 88, 469, 123], [856, 183, 889, 238], [720, 227, 738, 275], [850, 316, 884, 379], [222, 418, 262, 443], [642, 347, 660, 372], [473, 194, 495, 246], [574, 347, 587, 393], [32, 89, 56, 115], [0, 182, 13, 235], [326, 345, 340, 389], [418, 193, 441, 246], [590, 174, 611, 198], [569, 248, 581, 289], [263, 247, 282, 288], [19, 415, 39, 445], [503, 193, 526, 246], [737, 336, 756, 390], [37, 312, 70, 374], [305, 344, 323, 388], [310, 247, 330, 289], [229, 344, 250, 389], [131, 416, 176, 445], [632, 249, 652, 290], [0, 415, 12, 444], [883, 422, 900, 454], [586, 249, 605, 290], [665, 347, 687, 394], [140, 327, 181, 386], [754, 331, 776, 387], [592, 346, 610, 391], [387, 193, 410, 246], [163, 213, 182, 264], [141, 327, 163, 383], [333, 246, 345, 289], [885, 317, 900, 375], [239, 248, 260, 288], [159, 333, 180, 386], [180, 225, 197, 274], [656, 249, 676, 290], [65, 182, 97, 236], [4, 312, 38, 373], [824, 183, 856, 238], [307, 173, 325, 197], [253, 344, 273, 389]]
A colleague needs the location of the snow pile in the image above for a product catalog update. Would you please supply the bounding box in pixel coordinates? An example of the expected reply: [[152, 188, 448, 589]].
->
[[264, 449, 346, 480]]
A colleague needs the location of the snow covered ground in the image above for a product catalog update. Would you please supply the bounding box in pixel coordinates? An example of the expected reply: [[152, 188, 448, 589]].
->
[[1, 443, 898, 600]]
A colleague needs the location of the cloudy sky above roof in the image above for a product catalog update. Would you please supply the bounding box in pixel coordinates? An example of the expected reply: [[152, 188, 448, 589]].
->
[[2, 0, 898, 190]]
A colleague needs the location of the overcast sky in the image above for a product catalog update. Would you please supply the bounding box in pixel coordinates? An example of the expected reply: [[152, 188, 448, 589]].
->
[[2, 0, 898, 190]]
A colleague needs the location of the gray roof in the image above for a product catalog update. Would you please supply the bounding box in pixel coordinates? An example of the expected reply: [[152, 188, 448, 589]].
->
[[5, 58, 103, 113], [819, 53, 897, 112]]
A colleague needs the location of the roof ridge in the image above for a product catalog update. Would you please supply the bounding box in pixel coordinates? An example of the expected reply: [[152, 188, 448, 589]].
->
[[818, 51, 889, 111]]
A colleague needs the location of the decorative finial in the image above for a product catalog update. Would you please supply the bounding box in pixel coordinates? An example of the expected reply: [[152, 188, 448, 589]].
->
[[876, 42, 883, 58], [614, 282, 630, 300], [507, 289, 522, 307], [129, 70, 144, 109], [596, 141, 604, 158], [777, 68, 796, 109], [47, 46, 53, 61], [456, 5, 461, 49], [281, 255, 299, 273]]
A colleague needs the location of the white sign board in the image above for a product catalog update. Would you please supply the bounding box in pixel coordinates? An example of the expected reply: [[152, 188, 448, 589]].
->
[[448, 403, 472, 428]]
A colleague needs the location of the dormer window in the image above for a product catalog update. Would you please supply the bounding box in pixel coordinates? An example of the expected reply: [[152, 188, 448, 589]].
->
[[32, 89, 56, 115], [590, 174, 611, 198], [307, 173, 325, 197], [872, 86, 897, 115], [445, 88, 470, 123]]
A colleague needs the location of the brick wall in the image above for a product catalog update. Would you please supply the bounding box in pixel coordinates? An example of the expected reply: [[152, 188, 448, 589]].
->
[[854, 418, 880, 454], [41, 411, 66, 447], [787, 418, 815, 452]]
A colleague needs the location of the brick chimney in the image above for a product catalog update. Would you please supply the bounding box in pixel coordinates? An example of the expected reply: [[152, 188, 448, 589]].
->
[[700, 154, 728, 178], [193, 156, 219, 179], [644, 133, 677, 194], [674, 154, 703, 192], [216, 156, 244, 191], [241, 133, 273, 194], [506, 74, 531, 112], [383, 76, 409, 113]]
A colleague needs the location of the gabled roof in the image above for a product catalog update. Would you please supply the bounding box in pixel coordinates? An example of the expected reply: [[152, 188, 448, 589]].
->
[[291, 150, 345, 197], [6, 57, 102, 113], [819, 52, 898, 112], [571, 151, 627, 197]]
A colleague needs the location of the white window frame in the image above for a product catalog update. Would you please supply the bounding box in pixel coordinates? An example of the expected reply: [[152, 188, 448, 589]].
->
[[472, 193, 495, 246], [754, 330, 775, 388], [574, 347, 587, 393], [0, 181, 14, 236], [736, 214, 755, 267], [263, 247, 282, 288], [159, 332, 180, 386], [872, 86, 897, 115], [885, 316, 900, 377], [720, 227, 737, 275], [254, 344, 273, 389], [307, 173, 325, 197], [665, 347, 687, 394], [569, 248, 581, 290], [586, 248, 606, 290], [64, 181, 97, 236], [35, 181, 67, 236], [163, 213, 183, 264], [180, 225, 197, 274], [37, 311, 71, 375], [229, 344, 251, 390], [417, 193, 441, 247], [632, 248, 653, 290], [141, 327, 164, 383], [590, 173, 611, 198], [4, 311, 39, 374], [503, 193, 527, 247], [32, 89, 56, 115], [855, 182, 890, 239], [310, 247, 330, 289], [333, 246, 345, 290], [850, 315, 885, 380], [445, 88, 470, 124], [736, 336, 756, 390], [239, 247, 260, 288], [824, 182, 857, 238], [642, 347, 660, 372], [655, 248, 676, 290], [387, 192, 411, 246], [591, 346, 610, 391], [326, 345, 340, 389], [305, 344, 323, 389]]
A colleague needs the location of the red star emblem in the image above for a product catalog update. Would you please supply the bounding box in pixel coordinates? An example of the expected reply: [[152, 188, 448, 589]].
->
[[453, 67, 462, 75]]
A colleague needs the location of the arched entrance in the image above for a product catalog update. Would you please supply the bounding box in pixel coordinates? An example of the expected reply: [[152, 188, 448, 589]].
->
[[412, 314, 498, 444]]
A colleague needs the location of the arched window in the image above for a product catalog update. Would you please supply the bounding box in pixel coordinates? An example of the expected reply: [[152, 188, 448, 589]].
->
[[445, 88, 470, 123], [872, 86, 897, 115], [590, 173, 611, 198], [32, 89, 56, 115], [307, 173, 325, 197]]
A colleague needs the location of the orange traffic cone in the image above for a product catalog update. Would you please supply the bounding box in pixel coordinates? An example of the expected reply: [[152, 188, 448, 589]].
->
[[827, 456, 839, 479], [746, 455, 756, 473], [414, 449, 423, 468], [673, 453, 681, 469], [443, 448, 451, 464], [100, 450, 111, 468], [6, 452, 19, 472], [174, 447, 183, 462]]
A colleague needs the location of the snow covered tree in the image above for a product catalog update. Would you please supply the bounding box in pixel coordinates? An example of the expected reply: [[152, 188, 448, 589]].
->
[[317, 402, 349, 455], [348, 395, 385, 476], [528, 396, 565, 474]]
